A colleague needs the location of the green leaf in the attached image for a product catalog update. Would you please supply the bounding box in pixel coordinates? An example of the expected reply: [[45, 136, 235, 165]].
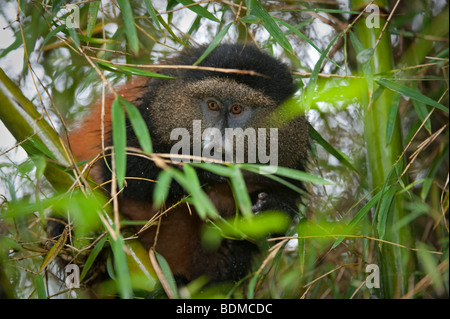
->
[[275, 17, 340, 70], [331, 188, 387, 249], [144, 0, 162, 30], [308, 124, 361, 176], [236, 211, 290, 238], [238, 15, 261, 24], [175, 0, 220, 23], [385, 92, 400, 146], [376, 78, 448, 113], [297, 219, 308, 275], [31, 155, 47, 179], [52, 0, 64, 14], [156, 15, 187, 47], [66, 22, 80, 48], [34, 274, 47, 299], [376, 184, 398, 240], [80, 235, 108, 282], [171, 166, 219, 219], [87, 1, 101, 38], [110, 234, 133, 299], [112, 96, 127, 189], [350, 31, 374, 93], [42, 24, 67, 48], [249, 0, 293, 54], [39, 226, 68, 273], [303, 34, 340, 110], [154, 250, 179, 298], [412, 98, 432, 134], [230, 166, 252, 218], [181, 165, 219, 219], [194, 22, 233, 65], [153, 170, 173, 207], [356, 48, 374, 64], [204, 211, 290, 241], [96, 60, 173, 79], [117, 0, 139, 54], [121, 97, 153, 154]]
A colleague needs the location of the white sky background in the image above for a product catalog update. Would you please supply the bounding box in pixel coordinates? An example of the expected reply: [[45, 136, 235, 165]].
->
[[0, 3, 28, 176]]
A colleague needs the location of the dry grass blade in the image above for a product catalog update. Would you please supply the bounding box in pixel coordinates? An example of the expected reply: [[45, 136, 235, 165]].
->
[[149, 248, 175, 299], [401, 259, 449, 299]]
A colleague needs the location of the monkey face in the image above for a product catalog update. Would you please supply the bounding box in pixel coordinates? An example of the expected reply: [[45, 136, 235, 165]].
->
[[148, 77, 287, 165]]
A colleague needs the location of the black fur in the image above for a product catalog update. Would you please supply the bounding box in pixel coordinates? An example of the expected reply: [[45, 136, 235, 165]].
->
[[103, 44, 301, 203], [138, 44, 296, 106], [98, 44, 306, 285]]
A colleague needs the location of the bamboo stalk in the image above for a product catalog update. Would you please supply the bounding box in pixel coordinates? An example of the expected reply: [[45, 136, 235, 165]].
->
[[349, 0, 413, 298]]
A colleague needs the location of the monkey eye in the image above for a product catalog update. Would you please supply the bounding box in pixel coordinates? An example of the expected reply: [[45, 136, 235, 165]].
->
[[230, 104, 242, 115], [207, 100, 220, 111]]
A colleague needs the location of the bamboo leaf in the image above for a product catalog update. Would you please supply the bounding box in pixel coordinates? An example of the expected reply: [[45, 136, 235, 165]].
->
[[153, 170, 173, 207], [34, 275, 47, 299], [275, 17, 340, 70], [242, 163, 333, 185], [194, 22, 233, 65], [412, 98, 432, 135], [121, 97, 153, 154], [42, 24, 66, 48], [171, 166, 219, 219], [308, 124, 361, 176], [385, 92, 400, 146], [39, 226, 68, 273], [206, 211, 290, 240], [66, 22, 80, 48], [191, 162, 234, 177], [156, 15, 187, 47], [181, 165, 219, 219], [238, 15, 261, 24], [376, 78, 448, 113], [349, 31, 374, 94], [376, 184, 398, 240], [230, 166, 252, 218], [249, 0, 293, 54], [110, 234, 133, 299], [304, 34, 340, 110], [331, 188, 387, 250], [52, 0, 64, 14], [117, 0, 139, 54], [175, 0, 219, 23], [112, 96, 127, 189], [144, 0, 162, 30], [96, 60, 173, 78], [87, 1, 101, 38], [79, 235, 108, 282], [298, 219, 307, 275], [151, 249, 179, 299]]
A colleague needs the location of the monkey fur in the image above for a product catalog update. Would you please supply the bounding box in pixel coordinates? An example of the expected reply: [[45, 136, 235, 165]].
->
[[68, 43, 309, 285]]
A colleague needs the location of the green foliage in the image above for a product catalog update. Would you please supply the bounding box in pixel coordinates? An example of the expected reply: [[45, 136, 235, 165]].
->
[[0, 0, 448, 299]]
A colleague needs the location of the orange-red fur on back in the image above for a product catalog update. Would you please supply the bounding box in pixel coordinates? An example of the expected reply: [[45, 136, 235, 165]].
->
[[68, 76, 148, 164]]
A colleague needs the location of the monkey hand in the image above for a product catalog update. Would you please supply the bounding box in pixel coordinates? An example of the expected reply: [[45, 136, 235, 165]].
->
[[250, 190, 298, 217]]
